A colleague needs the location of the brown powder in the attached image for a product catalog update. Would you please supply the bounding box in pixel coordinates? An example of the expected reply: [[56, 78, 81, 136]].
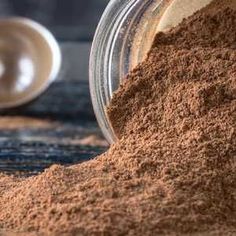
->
[[0, 1, 236, 235]]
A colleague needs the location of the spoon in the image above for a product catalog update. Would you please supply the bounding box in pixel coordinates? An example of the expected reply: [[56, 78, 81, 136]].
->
[[0, 17, 61, 109]]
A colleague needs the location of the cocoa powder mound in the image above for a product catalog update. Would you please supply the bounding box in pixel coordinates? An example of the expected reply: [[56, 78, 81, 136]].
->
[[0, 1, 236, 235]]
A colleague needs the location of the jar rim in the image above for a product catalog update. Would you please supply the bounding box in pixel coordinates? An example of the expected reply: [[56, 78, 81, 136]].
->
[[90, 0, 139, 143], [89, 0, 166, 143]]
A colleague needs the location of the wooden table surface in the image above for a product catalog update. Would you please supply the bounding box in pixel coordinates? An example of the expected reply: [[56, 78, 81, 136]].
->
[[0, 80, 108, 176]]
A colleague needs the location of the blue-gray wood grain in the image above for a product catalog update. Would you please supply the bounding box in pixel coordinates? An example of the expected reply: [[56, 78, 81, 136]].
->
[[0, 80, 107, 176]]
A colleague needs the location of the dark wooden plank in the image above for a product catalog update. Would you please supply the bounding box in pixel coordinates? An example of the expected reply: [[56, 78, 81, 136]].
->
[[0, 118, 107, 176], [0, 81, 108, 176], [0, 141, 105, 174], [0, 81, 96, 121]]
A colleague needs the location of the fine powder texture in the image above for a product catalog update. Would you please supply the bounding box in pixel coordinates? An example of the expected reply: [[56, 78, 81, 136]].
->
[[0, 1, 236, 235]]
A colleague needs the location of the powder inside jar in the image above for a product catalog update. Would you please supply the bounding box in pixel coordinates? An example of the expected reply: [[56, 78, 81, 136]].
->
[[0, 0, 236, 235]]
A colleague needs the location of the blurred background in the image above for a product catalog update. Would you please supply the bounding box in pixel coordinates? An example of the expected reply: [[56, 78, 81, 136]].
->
[[0, 0, 109, 81], [0, 0, 109, 41], [0, 0, 110, 175]]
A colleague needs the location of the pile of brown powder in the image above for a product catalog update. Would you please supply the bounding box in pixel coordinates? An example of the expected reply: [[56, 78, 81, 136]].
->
[[0, 0, 236, 235]]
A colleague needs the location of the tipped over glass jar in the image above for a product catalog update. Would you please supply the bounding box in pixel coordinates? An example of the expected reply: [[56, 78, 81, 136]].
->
[[89, 0, 213, 143]]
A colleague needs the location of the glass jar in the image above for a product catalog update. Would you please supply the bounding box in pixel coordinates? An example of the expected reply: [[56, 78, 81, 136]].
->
[[89, 0, 212, 143]]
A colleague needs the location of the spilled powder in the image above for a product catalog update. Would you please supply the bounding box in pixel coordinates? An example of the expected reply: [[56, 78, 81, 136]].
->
[[0, 0, 236, 235]]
